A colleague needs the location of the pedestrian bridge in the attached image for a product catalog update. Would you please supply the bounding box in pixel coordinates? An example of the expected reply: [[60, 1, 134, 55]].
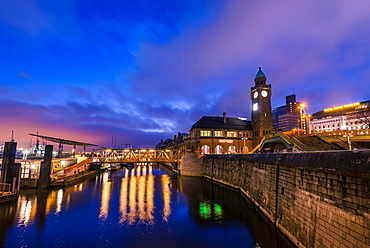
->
[[91, 149, 184, 164]]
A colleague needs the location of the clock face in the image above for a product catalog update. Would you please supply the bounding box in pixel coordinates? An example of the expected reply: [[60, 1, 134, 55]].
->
[[253, 92, 258, 99], [261, 90, 268, 97]]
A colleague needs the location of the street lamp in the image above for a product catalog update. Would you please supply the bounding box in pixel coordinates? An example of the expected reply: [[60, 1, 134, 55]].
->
[[343, 133, 354, 150], [298, 103, 307, 134]]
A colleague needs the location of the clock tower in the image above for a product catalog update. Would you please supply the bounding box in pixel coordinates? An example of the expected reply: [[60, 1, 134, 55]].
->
[[251, 67, 273, 148]]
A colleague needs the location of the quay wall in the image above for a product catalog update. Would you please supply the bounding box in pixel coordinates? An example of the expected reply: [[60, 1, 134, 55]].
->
[[197, 151, 370, 248]]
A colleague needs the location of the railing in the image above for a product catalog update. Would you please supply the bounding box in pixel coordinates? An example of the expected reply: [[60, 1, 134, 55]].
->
[[92, 149, 185, 163]]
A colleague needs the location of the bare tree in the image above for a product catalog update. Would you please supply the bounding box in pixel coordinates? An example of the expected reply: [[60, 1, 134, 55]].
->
[[357, 100, 370, 129]]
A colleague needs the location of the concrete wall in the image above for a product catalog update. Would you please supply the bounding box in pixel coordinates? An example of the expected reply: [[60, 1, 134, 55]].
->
[[200, 151, 370, 248]]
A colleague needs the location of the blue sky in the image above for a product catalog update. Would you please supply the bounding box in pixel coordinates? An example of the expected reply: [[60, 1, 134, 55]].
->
[[1, 0, 370, 149]]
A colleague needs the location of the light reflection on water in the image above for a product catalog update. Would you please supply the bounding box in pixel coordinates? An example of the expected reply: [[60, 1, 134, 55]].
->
[[0, 163, 295, 248]]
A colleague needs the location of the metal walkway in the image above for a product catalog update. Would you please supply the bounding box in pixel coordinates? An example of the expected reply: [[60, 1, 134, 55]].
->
[[92, 149, 183, 163]]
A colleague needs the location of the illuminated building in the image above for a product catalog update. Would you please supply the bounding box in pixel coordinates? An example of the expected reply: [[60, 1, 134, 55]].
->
[[187, 113, 253, 154], [157, 112, 253, 154], [309, 101, 370, 134], [157, 67, 275, 153]]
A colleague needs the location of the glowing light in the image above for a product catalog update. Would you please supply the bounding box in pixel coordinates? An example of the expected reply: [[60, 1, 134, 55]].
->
[[18, 199, 33, 226], [324, 102, 360, 112], [119, 171, 128, 224], [253, 103, 258, 111], [149, 149, 155, 152], [55, 189, 64, 214], [162, 175, 171, 221], [99, 179, 111, 220]]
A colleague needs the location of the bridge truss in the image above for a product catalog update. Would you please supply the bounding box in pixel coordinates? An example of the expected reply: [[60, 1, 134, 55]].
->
[[92, 149, 184, 164]]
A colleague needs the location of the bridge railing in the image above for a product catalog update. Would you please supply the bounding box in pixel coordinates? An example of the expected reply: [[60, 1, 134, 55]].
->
[[91, 149, 186, 163]]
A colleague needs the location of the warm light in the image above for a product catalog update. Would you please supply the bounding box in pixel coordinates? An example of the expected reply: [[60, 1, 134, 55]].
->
[[165, 150, 171, 152], [105, 149, 112, 152], [124, 149, 130, 152], [324, 102, 360, 112], [253, 103, 258, 111], [162, 175, 171, 221], [149, 149, 155, 152], [140, 149, 147, 152]]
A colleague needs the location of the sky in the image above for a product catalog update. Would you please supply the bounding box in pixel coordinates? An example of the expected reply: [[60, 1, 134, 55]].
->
[[1, 0, 370, 150]]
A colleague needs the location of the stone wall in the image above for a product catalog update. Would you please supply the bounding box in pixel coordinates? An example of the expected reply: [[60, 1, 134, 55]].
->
[[180, 154, 204, 177], [201, 151, 370, 248]]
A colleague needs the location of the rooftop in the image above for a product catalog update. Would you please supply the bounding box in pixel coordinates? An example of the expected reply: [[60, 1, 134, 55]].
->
[[190, 116, 252, 130]]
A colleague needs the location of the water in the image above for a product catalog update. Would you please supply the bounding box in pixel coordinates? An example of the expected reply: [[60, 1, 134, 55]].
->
[[0, 164, 294, 248]]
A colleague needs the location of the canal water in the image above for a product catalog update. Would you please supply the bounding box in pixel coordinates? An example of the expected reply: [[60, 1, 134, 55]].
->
[[0, 164, 294, 248]]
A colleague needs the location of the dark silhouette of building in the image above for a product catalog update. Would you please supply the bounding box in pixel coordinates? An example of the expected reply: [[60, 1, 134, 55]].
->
[[250, 67, 274, 148], [272, 94, 305, 132]]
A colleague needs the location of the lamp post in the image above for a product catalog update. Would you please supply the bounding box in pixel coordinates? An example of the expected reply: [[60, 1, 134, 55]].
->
[[298, 103, 306, 135], [343, 133, 354, 150]]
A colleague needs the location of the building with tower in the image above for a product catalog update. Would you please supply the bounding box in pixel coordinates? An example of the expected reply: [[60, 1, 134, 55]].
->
[[157, 67, 273, 153], [250, 67, 274, 148]]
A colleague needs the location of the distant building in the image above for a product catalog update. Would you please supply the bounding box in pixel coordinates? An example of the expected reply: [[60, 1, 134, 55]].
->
[[272, 94, 305, 132], [309, 101, 370, 134]]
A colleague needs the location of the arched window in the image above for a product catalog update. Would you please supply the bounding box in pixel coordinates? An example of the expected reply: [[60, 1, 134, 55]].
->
[[201, 145, 211, 154], [242, 146, 249, 154], [215, 145, 224, 154], [228, 146, 236, 154]]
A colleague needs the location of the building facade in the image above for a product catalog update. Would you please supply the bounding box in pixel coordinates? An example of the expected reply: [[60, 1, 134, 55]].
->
[[187, 113, 253, 154], [156, 113, 253, 154], [309, 101, 370, 134], [272, 94, 306, 132]]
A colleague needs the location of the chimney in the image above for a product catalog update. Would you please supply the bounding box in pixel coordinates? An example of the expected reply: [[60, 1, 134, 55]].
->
[[223, 112, 227, 124]]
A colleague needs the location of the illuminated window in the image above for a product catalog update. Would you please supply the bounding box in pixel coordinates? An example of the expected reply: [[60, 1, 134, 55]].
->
[[215, 145, 224, 154], [214, 131, 224, 137], [242, 146, 249, 153], [228, 146, 236, 154], [191, 132, 195, 138], [200, 131, 211, 137], [201, 145, 211, 154], [227, 131, 237, 137]]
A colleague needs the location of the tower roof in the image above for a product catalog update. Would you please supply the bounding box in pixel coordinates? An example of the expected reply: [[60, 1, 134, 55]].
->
[[255, 67, 266, 79]]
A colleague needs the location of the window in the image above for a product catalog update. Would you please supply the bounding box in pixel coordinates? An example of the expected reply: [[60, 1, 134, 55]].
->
[[242, 146, 249, 153], [200, 130, 211, 137], [215, 145, 224, 154], [201, 145, 211, 154], [214, 131, 224, 137], [227, 131, 237, 137], [228, 146, 236, 154]]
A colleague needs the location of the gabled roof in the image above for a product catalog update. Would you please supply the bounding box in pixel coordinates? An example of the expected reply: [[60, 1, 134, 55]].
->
[[190, 116, 252, 131]]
